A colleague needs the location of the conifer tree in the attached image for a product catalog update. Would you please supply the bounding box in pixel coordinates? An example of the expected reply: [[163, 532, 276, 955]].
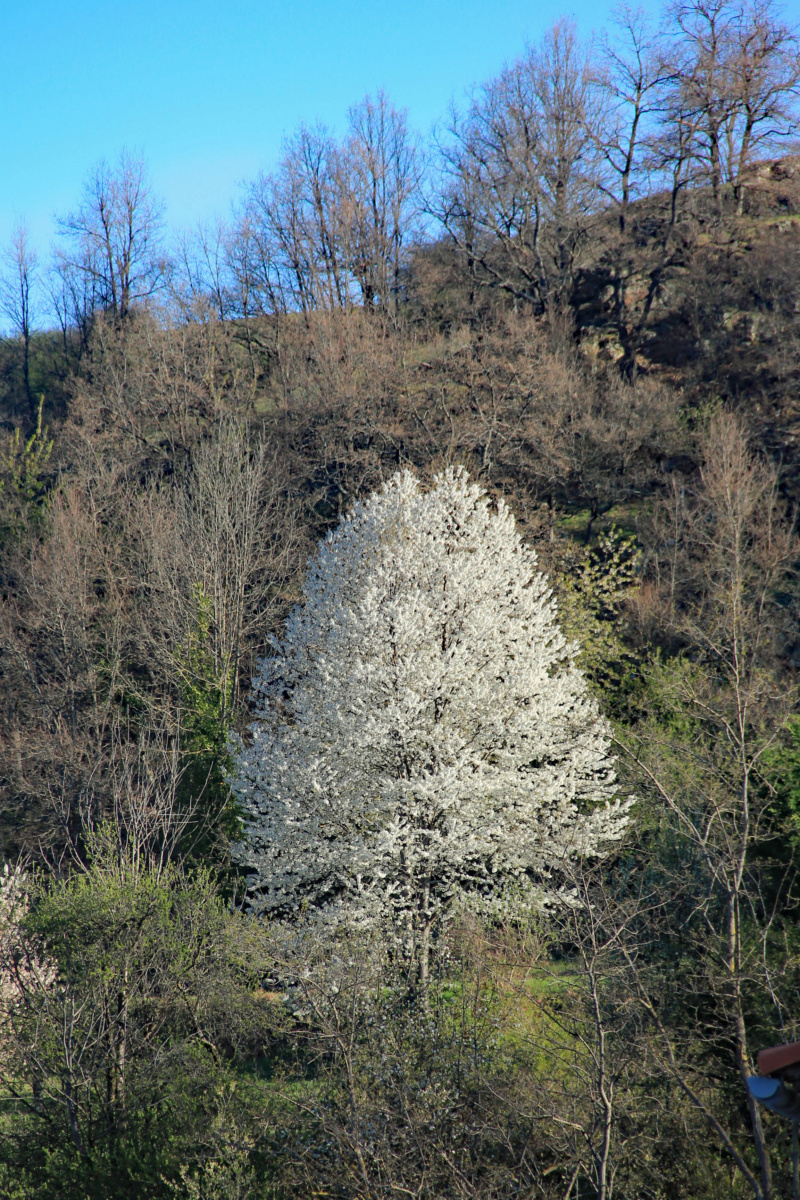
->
[[232, 468, 630, 977]]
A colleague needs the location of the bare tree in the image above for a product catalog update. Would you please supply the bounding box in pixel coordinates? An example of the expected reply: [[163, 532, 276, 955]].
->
[[0, 472, 130, 857], [267, 125, 355, 312], [48, 243, 102, 361], [0, 222, 39, 420], [598, 6, 672, 231], [619, 411, 800, 1200], [723, 0, 800, 212], [670, 0, 738, 209], [170, 218, 236, 325], [236, 97, 420, 322], [666, 0, 800, 214], [346, 91, 421, 313], [584, 8, 704, 379], [141, 418, 300, 714], [55, 149, 166, 324], [0, 350, 300, 860], [436, 21, 609, 312]]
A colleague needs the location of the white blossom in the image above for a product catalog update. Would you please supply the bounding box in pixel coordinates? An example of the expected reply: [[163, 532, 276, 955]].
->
[[231, 467, 631, 949]]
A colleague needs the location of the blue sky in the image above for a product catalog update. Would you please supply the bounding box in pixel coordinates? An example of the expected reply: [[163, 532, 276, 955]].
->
[[1, 0, 686, 257]]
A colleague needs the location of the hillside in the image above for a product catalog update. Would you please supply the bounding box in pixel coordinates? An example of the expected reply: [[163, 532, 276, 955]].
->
[[573, 158, 800, 492], [0, 162, 799, 1200]]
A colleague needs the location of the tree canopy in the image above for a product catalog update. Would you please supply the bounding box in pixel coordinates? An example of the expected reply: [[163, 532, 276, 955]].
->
[[232, 468, 631, 974]]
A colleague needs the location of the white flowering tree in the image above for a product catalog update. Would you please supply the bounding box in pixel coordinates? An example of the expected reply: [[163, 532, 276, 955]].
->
[[232, 468, 631, 981]]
